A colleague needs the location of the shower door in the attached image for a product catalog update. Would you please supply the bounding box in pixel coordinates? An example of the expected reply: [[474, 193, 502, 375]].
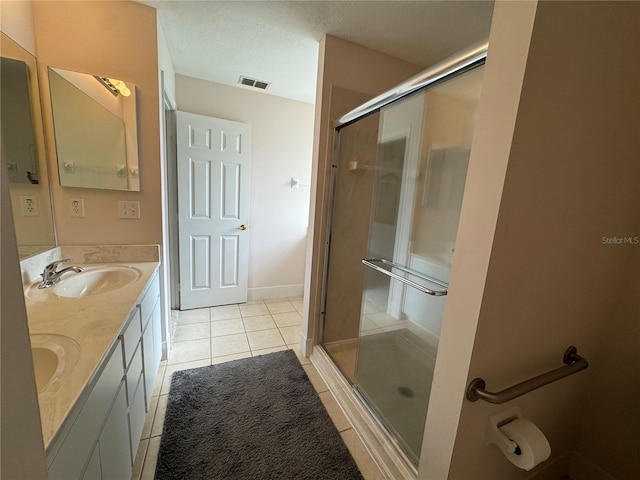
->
[[322, 64, 485, 467]]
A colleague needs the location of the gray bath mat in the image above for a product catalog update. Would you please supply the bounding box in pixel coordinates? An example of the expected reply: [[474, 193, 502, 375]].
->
[[155, 350, 363, 479]]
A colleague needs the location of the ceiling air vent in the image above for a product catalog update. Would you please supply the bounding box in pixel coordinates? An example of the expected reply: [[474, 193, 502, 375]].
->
[[238, 76, 270, 90]]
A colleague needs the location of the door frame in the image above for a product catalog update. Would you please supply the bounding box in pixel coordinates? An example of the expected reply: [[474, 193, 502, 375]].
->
[[160, 70, 177, 357]]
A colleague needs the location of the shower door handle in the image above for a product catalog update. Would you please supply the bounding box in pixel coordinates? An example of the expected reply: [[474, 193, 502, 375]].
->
[[362, 259, 448, 296]]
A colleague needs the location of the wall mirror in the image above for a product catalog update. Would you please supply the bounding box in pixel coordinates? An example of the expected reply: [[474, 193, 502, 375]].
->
[[48, 66, 140, 191], [1, 33, 56, 259]]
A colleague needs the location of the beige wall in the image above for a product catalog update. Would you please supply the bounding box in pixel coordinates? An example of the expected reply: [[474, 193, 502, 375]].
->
[[33, 0, 162, 246], [175, 75, 315, 292], [447, 1, 640, 479], [303, 35, 422, 352], [0, 0, 36, 54], [0, 4, 48, 477]]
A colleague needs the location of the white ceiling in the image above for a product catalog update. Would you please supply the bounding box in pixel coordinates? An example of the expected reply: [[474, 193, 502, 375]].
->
[[142, 1, 494, 104]]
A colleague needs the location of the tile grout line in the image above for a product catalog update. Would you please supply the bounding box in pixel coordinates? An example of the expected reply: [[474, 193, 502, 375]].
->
[[135, 440, 149, 480]]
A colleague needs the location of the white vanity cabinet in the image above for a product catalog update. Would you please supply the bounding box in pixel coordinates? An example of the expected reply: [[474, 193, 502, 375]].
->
[[47, 271, 161, 479], [47, 338, 131, 480], [140, 275, 161, 407]]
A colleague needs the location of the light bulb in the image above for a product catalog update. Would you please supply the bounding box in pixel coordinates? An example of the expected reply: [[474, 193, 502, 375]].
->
[[118, 82, 131, 97], [107, 78, 131, 97]]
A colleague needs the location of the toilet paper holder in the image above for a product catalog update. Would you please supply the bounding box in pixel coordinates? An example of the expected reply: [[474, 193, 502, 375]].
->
[[486, 407, 523, 454], [486, 408, 552, 471]]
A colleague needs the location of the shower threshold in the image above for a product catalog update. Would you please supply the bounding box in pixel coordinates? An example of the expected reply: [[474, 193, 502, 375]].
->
[[311, 346, 418, 480]]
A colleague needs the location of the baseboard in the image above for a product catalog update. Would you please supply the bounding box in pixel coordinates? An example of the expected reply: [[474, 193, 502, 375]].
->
[[299, 332, 314, 357], [248, 284, 303, 301], [311, 346, 417, 480], [527, 452, 571, 480], [569, 451, 616, 480], [527, 450, 617, 480]]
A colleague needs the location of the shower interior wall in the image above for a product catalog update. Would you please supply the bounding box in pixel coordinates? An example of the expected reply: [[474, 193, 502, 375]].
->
[[411, 88, 480, 263], [323, 110, 379, 346]]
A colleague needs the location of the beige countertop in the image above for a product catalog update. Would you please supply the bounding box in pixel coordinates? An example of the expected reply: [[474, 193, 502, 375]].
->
[[24, 261, 160, 450]]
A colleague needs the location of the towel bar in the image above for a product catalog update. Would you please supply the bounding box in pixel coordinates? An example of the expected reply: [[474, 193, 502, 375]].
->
[[377, 258, 449, 288], [362, 258, 448, 296], [466, 346, 588, 404]]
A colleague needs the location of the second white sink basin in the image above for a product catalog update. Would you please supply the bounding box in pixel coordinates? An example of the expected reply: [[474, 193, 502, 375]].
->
[[54, 266, 142, 298], [32, 347, 59, 393], [30, 334, 80, 394]]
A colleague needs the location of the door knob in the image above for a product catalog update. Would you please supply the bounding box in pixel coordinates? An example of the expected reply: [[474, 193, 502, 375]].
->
[[236, 224, 247, 231]]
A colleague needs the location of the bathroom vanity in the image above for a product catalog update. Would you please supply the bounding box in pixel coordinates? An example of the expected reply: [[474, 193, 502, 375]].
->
[[22, 247, 161, 479]]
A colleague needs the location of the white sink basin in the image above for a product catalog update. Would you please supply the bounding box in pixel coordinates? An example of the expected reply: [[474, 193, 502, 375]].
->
[[25, 265, 142, 300], [53, 266, 141, 298], [30, 334, 80, 394]]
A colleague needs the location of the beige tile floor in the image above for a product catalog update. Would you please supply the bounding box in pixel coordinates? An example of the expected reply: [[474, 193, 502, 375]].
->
[[131, 297, 384, 480]]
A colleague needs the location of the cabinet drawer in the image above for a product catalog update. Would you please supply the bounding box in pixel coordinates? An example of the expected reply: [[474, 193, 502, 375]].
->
[[81, 443, 101, 480], [99, 381, 132, 480], [128, 374, 147, 463], [48, 342, 124, 479], [139, 273, 160, 330], [120, 307, 141, 367], [125, 343, 144, 406], [142, 313, 158, 407]]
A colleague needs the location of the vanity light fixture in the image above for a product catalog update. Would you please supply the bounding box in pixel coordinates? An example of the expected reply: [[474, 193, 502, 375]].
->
[[94, 75, 131, 97], [109, 78, 131, 97]]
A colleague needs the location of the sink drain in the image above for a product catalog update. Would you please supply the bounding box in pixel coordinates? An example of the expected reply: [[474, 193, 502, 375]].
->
[[397, 386, 415, 398]]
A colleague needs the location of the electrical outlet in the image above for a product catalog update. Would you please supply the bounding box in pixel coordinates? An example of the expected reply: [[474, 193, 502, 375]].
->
[[117, 201, 140, 219], [20, 196, 39, 216], [70, 198, 85, 217]]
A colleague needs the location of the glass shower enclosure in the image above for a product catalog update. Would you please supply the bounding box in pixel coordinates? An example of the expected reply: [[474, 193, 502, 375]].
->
[[321, 60, 485, 466]]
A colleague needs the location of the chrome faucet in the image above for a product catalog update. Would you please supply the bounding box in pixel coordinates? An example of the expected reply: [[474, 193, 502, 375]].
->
[[39, 258, 84, 289]]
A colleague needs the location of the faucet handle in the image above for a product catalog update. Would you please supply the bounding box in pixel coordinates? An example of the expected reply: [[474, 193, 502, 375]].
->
[[44, 258, 72, 272]]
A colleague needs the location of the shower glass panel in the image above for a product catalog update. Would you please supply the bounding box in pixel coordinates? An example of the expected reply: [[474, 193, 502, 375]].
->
[[322, 64, 484, 467]]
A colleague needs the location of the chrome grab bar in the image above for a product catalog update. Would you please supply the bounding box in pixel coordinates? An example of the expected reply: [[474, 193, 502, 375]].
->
[[362, 259, 448, 296], [466, 346, 589, 404]]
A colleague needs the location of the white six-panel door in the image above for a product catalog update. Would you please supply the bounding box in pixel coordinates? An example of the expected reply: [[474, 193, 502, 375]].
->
[[176, 111, 251, 309]]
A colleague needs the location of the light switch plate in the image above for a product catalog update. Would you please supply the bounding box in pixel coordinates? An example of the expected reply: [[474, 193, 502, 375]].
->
[[118, 201, 140, 219]]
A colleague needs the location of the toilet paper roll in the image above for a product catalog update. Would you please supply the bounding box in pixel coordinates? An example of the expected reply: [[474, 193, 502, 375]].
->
[[498, 419, 551, 471]]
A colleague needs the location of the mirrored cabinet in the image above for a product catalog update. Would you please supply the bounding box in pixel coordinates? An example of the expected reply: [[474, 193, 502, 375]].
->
[[48, 67, 140, 191]]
